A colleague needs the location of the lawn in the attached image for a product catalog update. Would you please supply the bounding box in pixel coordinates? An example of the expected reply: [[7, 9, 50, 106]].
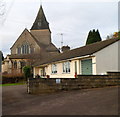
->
[[0, 82, 26, 86]]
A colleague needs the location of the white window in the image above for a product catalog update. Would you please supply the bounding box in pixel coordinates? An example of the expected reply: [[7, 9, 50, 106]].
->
[[51, 64, 57, 74], [63, 61, 70, 73]]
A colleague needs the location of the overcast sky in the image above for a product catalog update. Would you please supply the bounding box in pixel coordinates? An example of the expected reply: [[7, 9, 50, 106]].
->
[[0, 0, 119, 56]]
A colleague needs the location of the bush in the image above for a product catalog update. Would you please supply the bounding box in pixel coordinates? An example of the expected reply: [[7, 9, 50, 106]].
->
[[23, 66, 31, 81]]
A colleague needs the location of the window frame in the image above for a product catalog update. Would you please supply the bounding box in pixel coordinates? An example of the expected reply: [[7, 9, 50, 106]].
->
[[51, 64, 57, 74], [63, 61, 70, 74]]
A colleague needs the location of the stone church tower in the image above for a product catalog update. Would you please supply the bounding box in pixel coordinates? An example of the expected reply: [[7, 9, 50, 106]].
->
[[2, 5, 60, 75], [31, 5, 51, 45]]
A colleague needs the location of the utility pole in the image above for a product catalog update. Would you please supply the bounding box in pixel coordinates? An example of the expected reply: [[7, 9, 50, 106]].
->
[[60, 33, 64, 48], [57, 33, 64, 52]]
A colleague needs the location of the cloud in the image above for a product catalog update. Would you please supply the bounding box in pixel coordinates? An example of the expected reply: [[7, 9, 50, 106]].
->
[[0, 0, 118, 57]]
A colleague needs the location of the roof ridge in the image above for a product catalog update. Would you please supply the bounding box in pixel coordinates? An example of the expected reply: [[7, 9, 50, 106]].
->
[[70, 38, 119, 52]]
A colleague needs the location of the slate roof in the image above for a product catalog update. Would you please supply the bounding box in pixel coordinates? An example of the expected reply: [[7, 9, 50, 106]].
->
[[46, 43, 60, 52], [34, 38, 119, 67], [9, 54, 34, 59], [9, 52, 53, 61], [31, 5, 50, 30]]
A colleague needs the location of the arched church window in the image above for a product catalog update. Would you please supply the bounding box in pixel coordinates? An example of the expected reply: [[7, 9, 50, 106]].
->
[[17, 47, 21, 54], [21, 45, 25, 54], [21, 43, 30, 54], [26, 44, 29, 54]]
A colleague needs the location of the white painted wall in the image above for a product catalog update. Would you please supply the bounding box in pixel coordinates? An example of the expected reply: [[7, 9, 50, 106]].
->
[[33, 67, 39, 77], [94, 41, 119, 74], [46, 61, 75, 78], [92, 57, 97, 75]]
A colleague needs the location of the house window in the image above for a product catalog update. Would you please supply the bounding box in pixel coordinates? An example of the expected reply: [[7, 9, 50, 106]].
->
[[63, 61, 70, 73], [51, 64, 57, 74]]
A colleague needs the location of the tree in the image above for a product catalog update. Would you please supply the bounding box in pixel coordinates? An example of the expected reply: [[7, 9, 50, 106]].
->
[[96, 29, 102, 41], [106, 31, 120, 39], [0, 51, 4, 61], [23, 66, 31, 81], [2, 52, 4, 61], [86, 29, 102, 45]]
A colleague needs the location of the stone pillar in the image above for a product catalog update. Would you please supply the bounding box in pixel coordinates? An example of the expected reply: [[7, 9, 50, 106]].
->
[[17, 61, 22, 73], [8, 60, 12, 73]]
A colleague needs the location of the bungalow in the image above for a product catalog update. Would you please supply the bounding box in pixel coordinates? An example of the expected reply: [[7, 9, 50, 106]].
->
[[33, 38, 120, 78]]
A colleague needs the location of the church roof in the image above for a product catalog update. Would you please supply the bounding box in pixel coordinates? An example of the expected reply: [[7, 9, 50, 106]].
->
[[46, 43, 60, 52], [31, 5, 50, 30]]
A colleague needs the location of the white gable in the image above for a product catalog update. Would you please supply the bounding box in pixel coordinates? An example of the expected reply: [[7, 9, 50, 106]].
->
[[93, 40, 120, 74]]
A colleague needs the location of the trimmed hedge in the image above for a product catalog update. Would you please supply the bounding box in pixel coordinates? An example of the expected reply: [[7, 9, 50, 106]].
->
[[2, 73, 24, 84]]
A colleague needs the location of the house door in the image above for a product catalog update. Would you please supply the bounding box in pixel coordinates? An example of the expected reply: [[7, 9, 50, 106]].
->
[[81, 59, 92, 75], [41, 68, 45, 76]]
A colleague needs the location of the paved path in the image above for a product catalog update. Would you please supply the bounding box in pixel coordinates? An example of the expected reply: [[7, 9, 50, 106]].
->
[[2, 85, 119, 115]]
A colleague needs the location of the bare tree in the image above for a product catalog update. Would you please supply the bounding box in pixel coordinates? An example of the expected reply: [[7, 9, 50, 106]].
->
[[0, 0, 6, 25], [0, 0, 5, 16]]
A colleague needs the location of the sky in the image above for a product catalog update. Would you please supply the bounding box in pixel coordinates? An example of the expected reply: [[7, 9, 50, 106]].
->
[[0, 0, 119, 56]]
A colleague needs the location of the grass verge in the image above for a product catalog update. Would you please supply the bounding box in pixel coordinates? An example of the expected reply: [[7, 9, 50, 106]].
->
[[0, 82, 26, 86]]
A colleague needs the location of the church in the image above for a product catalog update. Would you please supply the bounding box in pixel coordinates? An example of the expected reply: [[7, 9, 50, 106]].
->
[[2, 5, 60, 75]]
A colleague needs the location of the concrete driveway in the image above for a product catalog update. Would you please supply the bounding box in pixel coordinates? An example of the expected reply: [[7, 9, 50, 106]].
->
[[2, 85, 119, 115]]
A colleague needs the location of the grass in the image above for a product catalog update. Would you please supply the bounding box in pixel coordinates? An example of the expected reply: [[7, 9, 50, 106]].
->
[[0, 82, 26, 86]]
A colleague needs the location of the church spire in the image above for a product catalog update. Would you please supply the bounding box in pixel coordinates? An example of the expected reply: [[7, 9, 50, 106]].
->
[[31, 5, 50, 30]]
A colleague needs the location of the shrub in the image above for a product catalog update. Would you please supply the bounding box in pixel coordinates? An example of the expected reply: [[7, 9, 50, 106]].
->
[[23, 66, 31, 81], [2, 73, 24, 84]]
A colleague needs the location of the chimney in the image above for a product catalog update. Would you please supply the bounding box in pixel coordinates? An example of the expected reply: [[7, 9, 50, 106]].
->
[[62, 45, 70, 52]]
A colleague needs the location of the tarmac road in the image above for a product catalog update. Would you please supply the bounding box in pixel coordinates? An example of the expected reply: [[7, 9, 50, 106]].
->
[[2, 85, 119, 115]]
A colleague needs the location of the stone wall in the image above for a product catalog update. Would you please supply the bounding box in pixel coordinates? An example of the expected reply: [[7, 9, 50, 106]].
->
[[28, 73, 120, 94]]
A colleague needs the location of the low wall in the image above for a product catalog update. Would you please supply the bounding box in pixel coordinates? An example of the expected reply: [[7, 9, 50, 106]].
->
[[28, 74, 120, 94]]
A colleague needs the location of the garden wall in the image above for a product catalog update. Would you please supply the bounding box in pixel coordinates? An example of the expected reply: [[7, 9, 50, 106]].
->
[[28, 72, 120, 94]]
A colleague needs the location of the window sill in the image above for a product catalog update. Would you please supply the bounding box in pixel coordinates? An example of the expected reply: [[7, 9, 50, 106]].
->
[[62, 72, 70, 74], [51, 73, 57, 75]]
